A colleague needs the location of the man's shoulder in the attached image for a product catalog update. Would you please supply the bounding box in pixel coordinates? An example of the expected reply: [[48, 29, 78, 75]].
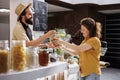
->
[[14, 21, 22, 27], [14, 21, 23, 29], [14, 21, 25, 33]]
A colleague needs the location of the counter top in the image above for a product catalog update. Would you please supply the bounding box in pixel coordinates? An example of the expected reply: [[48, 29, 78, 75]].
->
[[0, 61, 67, 80]]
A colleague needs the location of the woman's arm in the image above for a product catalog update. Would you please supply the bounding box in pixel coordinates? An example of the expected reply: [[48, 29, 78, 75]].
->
[[58, 40, 92, 55], [59, 40, 80, 55], [61, 46, 79, 56]]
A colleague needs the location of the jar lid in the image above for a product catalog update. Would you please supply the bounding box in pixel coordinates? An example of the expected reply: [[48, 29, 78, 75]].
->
[[28, 46, 38, 51], [12, 40, 26, 47]]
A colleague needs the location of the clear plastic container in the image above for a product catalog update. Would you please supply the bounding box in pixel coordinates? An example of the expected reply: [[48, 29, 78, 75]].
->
[[26, 46, 39, 68], [0, 40, 10, 73], [12, 40, 26, 71]]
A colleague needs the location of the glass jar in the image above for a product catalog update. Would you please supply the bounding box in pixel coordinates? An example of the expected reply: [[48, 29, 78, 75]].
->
[[56, 48, 64, 61], [12, 40, 26, 71], [0, 40, 10, 73], [56, 28, 66, 40], [38, 49, 49, 66], [26, 46, 39, 68]]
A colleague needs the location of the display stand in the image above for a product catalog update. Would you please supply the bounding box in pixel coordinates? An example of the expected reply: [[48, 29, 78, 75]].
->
[[0, 62, 67, 80]]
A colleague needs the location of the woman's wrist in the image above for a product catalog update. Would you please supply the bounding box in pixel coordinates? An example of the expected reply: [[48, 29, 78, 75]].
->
[[59, 39, 63, 44], [59, 40, 67, 47]]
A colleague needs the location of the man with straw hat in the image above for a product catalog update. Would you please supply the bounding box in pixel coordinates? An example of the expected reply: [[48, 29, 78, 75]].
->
[[12, 3, 56, 47]]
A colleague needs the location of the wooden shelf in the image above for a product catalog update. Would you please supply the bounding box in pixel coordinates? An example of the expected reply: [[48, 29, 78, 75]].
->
[[106, 19, 120, 21], [106, 29, 120, 30], [0, 62, 67, 80], [106, 24, 120, 26], [106, 33, 120, 35], [106, 38, 120, 40], [105, 14, 120, 68]]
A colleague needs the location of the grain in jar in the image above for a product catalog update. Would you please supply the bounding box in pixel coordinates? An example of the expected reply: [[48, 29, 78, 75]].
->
[[12, 40, 26, 71], [26, 47, 39, 68]]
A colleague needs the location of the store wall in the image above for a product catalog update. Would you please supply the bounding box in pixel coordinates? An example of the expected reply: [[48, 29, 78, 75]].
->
[[48, 8, 89, 45], [0, 14, 9, 40], [48, 5, 105, 45], [88, 7, 106, 40], [0, 15, 9, 23], [0, 23, 9, 40]]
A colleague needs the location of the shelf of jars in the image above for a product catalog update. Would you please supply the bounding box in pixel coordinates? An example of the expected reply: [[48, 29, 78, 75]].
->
[[0, 40, 67, 80], [0, 61, 67, 80]]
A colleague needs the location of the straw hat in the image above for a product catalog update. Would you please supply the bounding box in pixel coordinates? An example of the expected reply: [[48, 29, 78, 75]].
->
[[15, 3, 32, 21]]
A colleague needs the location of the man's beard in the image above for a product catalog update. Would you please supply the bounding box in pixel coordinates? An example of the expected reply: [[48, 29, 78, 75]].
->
[[25, 17, 33, 25]]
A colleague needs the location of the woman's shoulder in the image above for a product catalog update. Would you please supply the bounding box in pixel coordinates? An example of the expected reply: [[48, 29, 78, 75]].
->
[[90, 37, 99, 40], [88, 37, 100, 43], [87, 37, 101, 47]]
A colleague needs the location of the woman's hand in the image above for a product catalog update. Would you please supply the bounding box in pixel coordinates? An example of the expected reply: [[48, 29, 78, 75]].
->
[[46, 42, 55, 48], [51, 38, 61, 48]]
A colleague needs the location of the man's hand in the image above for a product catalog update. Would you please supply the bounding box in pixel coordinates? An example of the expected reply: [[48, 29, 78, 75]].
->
[[46, 30, 56, 36]]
